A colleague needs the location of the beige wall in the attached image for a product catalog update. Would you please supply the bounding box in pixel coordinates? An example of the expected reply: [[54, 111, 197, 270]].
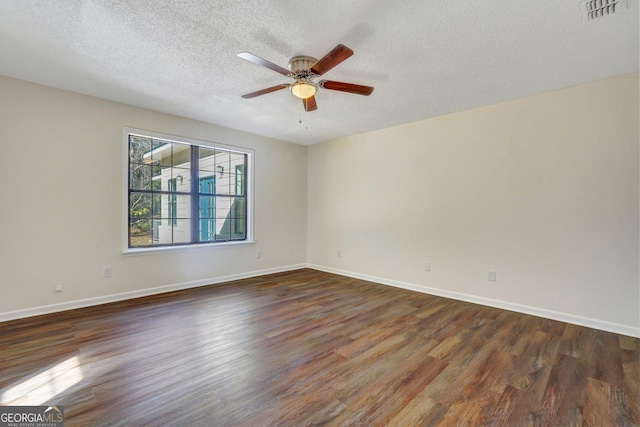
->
[[1, 72, 638, 335], [308, 73, 639, 333], [0, 75, 308, 317]]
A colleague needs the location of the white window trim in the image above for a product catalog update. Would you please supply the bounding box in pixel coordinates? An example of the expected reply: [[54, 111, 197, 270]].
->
[[122, 127, 255, 255]]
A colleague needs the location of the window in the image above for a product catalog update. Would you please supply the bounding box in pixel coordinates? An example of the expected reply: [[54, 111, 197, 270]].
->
[[167, 178, 177, 226], [125, 130, 252, 250]]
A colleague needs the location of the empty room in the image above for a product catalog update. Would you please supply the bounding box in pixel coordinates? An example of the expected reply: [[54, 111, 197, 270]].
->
[[0, 1, 638, 426]]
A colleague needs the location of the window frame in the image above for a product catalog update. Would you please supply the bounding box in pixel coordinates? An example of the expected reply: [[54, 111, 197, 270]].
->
[[122, 128, 254, 255]]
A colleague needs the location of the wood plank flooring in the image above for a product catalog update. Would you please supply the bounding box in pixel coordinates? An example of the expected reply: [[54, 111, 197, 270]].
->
[[0, 268, 638, 426]]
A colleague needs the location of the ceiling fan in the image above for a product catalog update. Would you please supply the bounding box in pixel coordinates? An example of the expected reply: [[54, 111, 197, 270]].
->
[[237, 44, 374, 112]]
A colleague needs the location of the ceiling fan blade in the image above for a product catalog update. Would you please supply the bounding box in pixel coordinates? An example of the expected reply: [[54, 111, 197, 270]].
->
[[237, 52, 291, 76], [310, 44, 354, 76], [241, 84, 289, 99], [303, 95, 317, 112], [319, 80, 374, 96]]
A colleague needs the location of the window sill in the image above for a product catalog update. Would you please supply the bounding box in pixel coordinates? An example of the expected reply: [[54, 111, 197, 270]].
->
[[122, 240, 256, 256]]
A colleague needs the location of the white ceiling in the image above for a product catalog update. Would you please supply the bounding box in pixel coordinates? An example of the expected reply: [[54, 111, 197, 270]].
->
[[0, 1, 637, 145]]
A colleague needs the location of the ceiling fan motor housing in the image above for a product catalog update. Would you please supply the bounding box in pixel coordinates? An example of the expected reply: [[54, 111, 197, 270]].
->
[[288, 56, 318, 75]]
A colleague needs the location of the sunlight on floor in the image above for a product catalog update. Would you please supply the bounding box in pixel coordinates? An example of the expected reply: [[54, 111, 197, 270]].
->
[[1, 355, 85, 405]]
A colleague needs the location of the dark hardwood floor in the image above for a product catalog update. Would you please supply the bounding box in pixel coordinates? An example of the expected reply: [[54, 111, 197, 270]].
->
[[1, 269, 638, 426]]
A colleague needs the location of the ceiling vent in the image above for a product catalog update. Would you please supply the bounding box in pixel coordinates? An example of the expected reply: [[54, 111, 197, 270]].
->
[[580, 0, 626, 21]]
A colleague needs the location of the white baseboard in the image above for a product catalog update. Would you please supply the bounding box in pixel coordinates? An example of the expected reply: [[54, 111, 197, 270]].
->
[[3, 263, 637, 338], [306, 264, 640, 338], [0, 264, 306, 323]]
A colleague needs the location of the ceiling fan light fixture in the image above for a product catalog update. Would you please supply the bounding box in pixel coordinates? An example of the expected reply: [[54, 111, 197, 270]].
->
[[290, 81, 316, 99]]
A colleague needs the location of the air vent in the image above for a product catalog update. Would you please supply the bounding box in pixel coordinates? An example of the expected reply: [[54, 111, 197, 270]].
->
[[580, 0, 625, 21]]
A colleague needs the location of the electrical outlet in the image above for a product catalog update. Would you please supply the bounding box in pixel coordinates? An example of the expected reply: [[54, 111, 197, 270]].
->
[[256, 250, 262, 259], [337, 250, 342, 258], [103, 267, 111, 278], [424, 263, 430, 272], [55, 281, 63, 293], [488, 270, 496, 281]]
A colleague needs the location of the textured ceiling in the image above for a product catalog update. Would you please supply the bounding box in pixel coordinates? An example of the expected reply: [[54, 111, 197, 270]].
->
[[0, 1, 637, 145]]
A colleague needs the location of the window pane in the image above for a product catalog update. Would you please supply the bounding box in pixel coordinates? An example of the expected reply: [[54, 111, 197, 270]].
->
[[167, 179, 178, 226], [230, 152, 245, 166], [215, 221, 230, 241], [199, 220, 216, 242], [156, 220, 192, 245], [231, 218, 246, 239], [209, 196, 246, 241], [167, 142, 191, 167], [129, 218, 154, 247], [129, 136, 153, 163], [146, 142, 190, 175], [199, 195, 216, 218], [215, 150, 230, 170], [129, 135, 150, 152], [147, 138, 169, 163], [212, 195, 231, 220], [132, 139, 168, 187], [129, 160, 161, 191], [157, 194, 191, 244], [199, 175, 216, 195], [215, 175, 231, 195], [198, 195, 216, 241], [233, 164, 245, 195], [156, 168, 189, 192], [129, 192, 161, 219], [147, 140, 175, 164], [231, 195, 246, 241], [199, 147, 216, 173], [199, 147, 215, 158], [172, 167, 191, 188], [231, 197, 246, 219], [161, 194, 191, 222], [157, 221, 191, 243], [212, 151, 230, 195], [170, 222, 191, 244], [129, 164, 152, 190]]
